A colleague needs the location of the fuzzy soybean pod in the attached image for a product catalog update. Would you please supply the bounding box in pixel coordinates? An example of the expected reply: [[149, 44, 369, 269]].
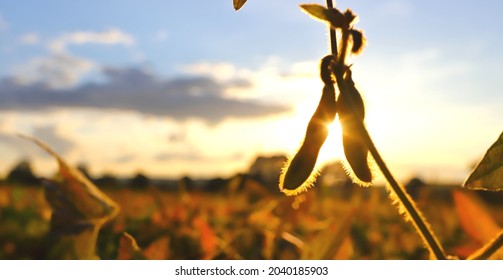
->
[[279, 55, 337, 196], [338, 68, 373, 185]]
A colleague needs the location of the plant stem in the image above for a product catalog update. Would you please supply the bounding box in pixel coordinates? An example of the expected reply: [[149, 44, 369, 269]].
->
[[326, 0, 337, 54], [325, 0, 447, 259], [359, 122, 447, 259], [468, 229, 503, 260], [334, 73, 447, 260]]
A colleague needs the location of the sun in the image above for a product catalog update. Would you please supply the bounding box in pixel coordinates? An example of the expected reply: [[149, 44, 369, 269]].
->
[[288, 102, 345, 166], [318, 117, 345, 164]]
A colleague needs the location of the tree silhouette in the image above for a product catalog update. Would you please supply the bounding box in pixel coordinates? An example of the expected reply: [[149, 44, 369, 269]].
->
[[6, 159, 41, 185]]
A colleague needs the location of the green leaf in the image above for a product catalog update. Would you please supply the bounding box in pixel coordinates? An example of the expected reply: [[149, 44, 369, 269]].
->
[[464, 131, 503, 190], [233, 0, 247, 11], [300, 4, 347, 29]]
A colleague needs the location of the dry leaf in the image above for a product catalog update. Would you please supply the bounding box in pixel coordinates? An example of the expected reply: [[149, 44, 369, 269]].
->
[[144, 236, 171, 260], [233, 0, 247, 11], [464, 131, 503, 191], [118, 232, 143, 260]]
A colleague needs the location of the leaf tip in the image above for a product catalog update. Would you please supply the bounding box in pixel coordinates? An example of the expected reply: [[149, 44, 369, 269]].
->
[[233, 0, 248, 11]]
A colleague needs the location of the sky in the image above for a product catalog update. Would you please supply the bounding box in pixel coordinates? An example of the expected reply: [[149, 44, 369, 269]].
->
[[0, 0, 502, 184]]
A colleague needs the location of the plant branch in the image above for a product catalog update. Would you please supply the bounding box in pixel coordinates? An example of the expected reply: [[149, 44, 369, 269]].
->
[[468, 229, 503, 260], [360, 121, 447, 259], [335, 71, 446, 259], [325, 10, 447, 259], [326, 0, 338, 55]]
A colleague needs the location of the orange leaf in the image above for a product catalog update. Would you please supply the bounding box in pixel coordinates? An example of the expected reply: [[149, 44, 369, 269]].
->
[[193, 216, 218, 259], [453, 190, 501, 244], [144, 236, 170, 260]]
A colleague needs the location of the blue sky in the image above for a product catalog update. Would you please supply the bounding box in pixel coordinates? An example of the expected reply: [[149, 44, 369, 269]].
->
[[0, 0, 502, 184]]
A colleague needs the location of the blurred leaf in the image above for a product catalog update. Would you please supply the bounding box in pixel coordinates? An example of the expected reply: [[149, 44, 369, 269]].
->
[[302, 209, 355, 259], [18, 134, 120, 259], [233, 0, 247, 11], [193, 216, 218, 259], [144, 236, 171, 260], [46, 227, 100, 259], [18, 134, 119, 220], [118, 232, 144, 260], [464, 131, 503, 190], [453, 190, 501, 244], [300, 4, 347, 29], [453, 242, 481, 259], [334, 236, 353, 260]]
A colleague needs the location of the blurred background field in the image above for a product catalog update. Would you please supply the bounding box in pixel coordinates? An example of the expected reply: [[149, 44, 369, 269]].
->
[[1, 155, 501, 260]]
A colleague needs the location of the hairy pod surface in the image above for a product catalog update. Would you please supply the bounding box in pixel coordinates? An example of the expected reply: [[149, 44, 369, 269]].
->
[[338, 68, 372, 185], [280, 55, 336, 196]]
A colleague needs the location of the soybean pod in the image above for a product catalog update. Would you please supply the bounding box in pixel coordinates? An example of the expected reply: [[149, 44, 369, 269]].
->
[[279, 55, 337, 195], [337, 68, 372, 185]]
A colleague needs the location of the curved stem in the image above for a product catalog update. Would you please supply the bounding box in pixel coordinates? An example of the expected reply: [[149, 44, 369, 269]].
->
[[325, 0, 447, 259], [360, 122, 447, 259], [334, 69, 446, 260]]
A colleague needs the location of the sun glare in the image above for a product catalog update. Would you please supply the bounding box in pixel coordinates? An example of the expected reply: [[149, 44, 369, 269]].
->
[[289, 102, 345, 167], [318, 117, 345, 164]]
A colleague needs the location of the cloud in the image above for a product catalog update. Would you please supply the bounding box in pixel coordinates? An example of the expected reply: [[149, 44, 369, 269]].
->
[[0, 13, 8, 31], [48, 28, 134, 53], [19, 33, 40, 45], [31, 125, 74, 155], [12, 53, 95, 88], [154, 29, 169, 42], [154, 152, 204, 162], [10, 28, 133, 88], [0, 65, 290, 123], [183, 62, 244, 83], [113, 154, 136, 163], [0, 124, 73, 158], [0, 132, 45, 158]]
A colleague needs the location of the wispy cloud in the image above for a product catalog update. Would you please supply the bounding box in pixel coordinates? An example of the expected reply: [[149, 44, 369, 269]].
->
[[31, 124, 74, 155], [19, 33, 40, 45], [9, 28, 135, 89], [0, 13, 8, 31], [48, 28, 134, 53], [154, 29, 169, 42], [11, 53, 95, 88], [183, 62, 247, 83]]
